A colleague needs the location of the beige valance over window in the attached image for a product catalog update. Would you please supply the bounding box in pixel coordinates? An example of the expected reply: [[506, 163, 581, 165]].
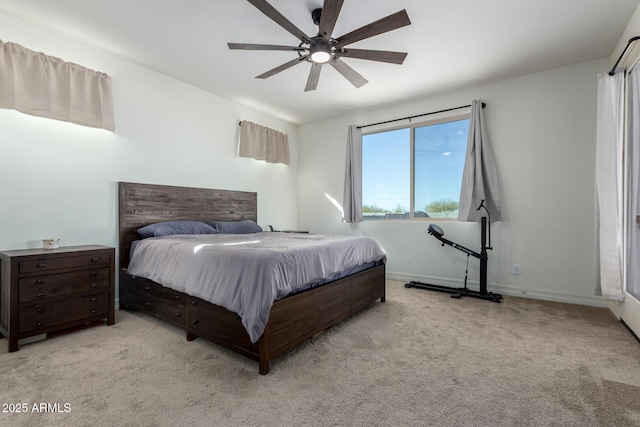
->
[[0, 40, 115, 131], [239, 120, 289, 165]]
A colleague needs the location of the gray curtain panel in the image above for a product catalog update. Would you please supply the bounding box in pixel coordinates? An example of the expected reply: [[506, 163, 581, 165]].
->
[[458, 100, 502, 222], [0, 40, 115, 131], [343, 125, 363, 223], [239, 121, 290, 165]]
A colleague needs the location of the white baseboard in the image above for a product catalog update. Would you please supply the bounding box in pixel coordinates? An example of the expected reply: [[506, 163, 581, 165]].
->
[[386, 271, 608, 308]]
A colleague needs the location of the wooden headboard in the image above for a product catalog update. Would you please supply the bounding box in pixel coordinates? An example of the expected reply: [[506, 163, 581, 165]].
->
[[118, 182, 257, 268]]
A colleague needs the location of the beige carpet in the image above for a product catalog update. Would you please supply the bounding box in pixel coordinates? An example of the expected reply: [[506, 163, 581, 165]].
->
[[1, 280, 639, 427]]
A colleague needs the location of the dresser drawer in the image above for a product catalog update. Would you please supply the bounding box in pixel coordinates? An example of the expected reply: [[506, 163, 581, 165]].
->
[[188, 297, 253, 350], [19, 252, 110, 274], [121, 280, 186, 320], [146, 293, 186, 321], [18, 302, 64, 333], [18, 293, 108, 334], [62, 293, 109, 323], [19, 268, 110, 303]]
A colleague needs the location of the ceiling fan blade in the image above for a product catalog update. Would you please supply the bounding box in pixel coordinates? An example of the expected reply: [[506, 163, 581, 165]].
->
[[305, 63, 322, 92], [318, 0, 344, 41], [228, 43, 305, 52], [335, 48, 407, 64], [256, 55, 308, 79], [246, 0, 312, 44], [334, 9, 411, 48], [328, 58, 368, 88]]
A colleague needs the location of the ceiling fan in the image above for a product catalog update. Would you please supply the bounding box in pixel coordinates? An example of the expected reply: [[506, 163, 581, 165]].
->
[[228, 0, 411, 92]]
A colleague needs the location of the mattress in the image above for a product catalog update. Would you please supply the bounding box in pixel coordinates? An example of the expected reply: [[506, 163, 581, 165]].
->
[[127, 232, 387, 342]]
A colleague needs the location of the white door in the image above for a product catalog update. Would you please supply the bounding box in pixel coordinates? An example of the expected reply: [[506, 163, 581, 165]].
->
[[616, 72, 640, 339], [617, 280, 640, 338], [618, 182, 640, 337], [616, 209, 640, 336], [617, 210, 640, 336]]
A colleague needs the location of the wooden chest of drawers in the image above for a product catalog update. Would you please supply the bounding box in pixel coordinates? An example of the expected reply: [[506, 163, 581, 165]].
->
[[0, 245, 115, 352]]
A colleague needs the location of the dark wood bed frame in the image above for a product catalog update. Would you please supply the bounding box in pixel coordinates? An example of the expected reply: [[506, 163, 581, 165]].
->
[[118, 181, 386, 374]]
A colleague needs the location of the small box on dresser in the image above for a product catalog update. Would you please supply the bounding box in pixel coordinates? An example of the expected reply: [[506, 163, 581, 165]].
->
[[0, 245, 115, 352]]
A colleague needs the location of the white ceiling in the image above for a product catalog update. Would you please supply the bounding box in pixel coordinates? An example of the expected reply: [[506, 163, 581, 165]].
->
[[1, 0, 639, 124]]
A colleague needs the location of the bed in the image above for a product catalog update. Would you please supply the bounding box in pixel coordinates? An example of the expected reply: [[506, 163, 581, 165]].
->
[[118, 181, 386, 374]]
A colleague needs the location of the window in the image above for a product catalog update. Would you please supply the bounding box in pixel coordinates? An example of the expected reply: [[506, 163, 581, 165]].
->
[[362, 115, 470, 220]]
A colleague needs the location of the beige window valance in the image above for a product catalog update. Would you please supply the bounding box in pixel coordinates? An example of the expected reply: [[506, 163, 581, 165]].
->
[[239, 120, 289, 165], [0, 40, 115, 131]]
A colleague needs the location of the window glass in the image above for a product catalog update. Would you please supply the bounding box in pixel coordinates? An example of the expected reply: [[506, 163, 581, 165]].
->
[[415, 119, 469, 218], [362, 117, 469, 220], [362, 128, 410, 219]]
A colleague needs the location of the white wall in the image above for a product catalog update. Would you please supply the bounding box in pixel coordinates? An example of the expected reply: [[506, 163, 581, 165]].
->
[[0, 11, 614, 307], [0, 13, 299, 255], [298, 58, 608, 306]]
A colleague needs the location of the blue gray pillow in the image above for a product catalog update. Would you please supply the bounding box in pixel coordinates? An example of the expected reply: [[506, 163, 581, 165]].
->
[[137, 221, 218, 238], [210, 220, 263, 234]]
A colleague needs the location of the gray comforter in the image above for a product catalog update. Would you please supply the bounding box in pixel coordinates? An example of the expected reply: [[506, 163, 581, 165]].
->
[[127, 232, 387, 342]]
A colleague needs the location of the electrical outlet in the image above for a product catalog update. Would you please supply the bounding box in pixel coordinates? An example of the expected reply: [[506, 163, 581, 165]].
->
[[512, 264, 521, 275]]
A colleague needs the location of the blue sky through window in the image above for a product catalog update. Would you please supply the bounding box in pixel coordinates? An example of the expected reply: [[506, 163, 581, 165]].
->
[[362, 128, 410, 212], [362, 118, 469, 215]]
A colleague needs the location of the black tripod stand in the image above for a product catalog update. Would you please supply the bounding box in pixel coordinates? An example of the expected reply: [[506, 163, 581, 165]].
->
[[405, 200, 502, 303]]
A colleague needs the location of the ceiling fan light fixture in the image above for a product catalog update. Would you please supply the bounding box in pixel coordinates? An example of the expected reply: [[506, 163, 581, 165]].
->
[[309, 42, 331, 63]]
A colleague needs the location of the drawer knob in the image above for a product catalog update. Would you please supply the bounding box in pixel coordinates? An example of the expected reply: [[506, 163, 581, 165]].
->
[[144, 286, 151, 291], [91, 309, 97, 315], [36, 279, 45, 284], [91, 283, 97, 288], [145, 301, 151, 307], [175, 295, 181, 300], [191, 300, 197, 306], [36, 321, 44, 327], [191, 319, 199, 325], [37, 293, 45, 298], [91, 297, 97, 302], [37, 263, 45, 268], [37, 306, 44, 313], [91, 271, 98, 276], [175, 312, 182, 317], [91, 257, 99, 262]]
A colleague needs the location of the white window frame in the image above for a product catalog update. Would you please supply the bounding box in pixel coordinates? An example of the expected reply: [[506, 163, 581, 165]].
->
[[362, 111, 470, 221]]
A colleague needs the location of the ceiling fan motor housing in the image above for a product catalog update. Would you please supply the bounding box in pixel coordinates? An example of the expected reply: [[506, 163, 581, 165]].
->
[[312, 8, 322, 26]]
